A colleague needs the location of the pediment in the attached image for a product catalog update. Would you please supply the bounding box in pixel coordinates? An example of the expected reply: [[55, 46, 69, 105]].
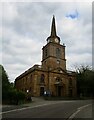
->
[[52, 67, 66, 74]]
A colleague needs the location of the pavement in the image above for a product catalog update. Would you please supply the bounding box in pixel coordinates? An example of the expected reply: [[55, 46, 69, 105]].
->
[[25, 96, 46, 105], [23, 97, 52, 107]]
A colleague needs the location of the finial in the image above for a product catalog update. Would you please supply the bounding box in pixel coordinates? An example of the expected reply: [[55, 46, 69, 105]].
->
[[53, 14, 55, 18]]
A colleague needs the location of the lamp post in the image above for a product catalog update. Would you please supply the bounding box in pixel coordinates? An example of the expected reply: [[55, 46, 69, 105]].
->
[[26, 89, 29, 100]]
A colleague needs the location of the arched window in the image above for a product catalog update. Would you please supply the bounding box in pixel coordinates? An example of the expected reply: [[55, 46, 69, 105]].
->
[[30, 74, 32, 83], [40, 74, 45, 83], [69, 78, 72, 86], [68, 78, 72, 97]]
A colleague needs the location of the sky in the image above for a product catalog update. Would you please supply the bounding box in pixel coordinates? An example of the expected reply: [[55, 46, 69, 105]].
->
[[1, 0, 93, 82]]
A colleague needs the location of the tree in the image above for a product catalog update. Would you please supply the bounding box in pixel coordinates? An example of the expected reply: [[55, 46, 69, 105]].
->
[[0, 65, 9, 86], [1, 65, 26, 104], [0, 65, 11, 101], [76, 65, 94, 97]]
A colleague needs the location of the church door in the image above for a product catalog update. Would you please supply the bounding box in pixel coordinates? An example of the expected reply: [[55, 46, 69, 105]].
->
[[40, 87, 44, 96], [58, 86, 62, 96]]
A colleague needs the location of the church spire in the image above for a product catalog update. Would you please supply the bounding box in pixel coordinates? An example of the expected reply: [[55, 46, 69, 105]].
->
[[47, 16, 60, 44], [51, 15, 57, 37]]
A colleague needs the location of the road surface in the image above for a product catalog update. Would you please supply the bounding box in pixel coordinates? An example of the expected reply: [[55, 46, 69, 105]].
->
[[1, 99, 93, 119]]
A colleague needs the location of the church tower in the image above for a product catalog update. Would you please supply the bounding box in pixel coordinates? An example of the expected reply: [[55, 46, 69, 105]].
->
[[42, 16, 66, 71]]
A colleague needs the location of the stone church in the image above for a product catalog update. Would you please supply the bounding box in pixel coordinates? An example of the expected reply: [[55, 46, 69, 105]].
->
[[15, 16, 77, 97]]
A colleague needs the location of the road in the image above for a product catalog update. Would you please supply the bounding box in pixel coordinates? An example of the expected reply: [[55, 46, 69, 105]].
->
[[1, 99, 93, 119]]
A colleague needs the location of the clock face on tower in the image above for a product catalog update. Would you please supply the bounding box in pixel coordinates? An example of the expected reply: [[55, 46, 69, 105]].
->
[[55, 38, 59, 43]]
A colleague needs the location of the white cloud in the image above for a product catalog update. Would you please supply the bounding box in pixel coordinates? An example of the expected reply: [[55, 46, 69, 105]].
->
[[2, 2, 18, 21]]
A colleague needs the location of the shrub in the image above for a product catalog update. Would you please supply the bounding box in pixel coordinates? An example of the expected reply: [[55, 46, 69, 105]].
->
[[8, 89, 26, 105]]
